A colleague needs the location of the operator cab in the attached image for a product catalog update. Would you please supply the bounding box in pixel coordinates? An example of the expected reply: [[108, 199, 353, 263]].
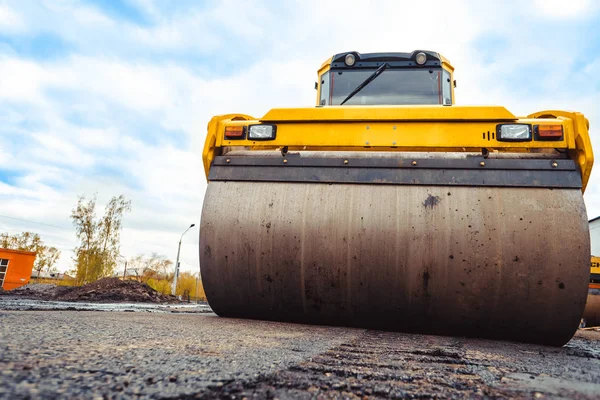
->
[[316, 51, 455, 106]]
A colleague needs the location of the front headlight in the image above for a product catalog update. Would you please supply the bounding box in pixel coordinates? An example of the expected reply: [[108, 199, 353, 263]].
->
[[248, 124, 277, 140], [497, 124, 532, 142]]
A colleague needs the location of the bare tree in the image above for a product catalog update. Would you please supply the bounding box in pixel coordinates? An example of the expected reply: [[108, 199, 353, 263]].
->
[[71, 195, 98, 283], [123, 253, 173, 282], [0, 231, 61, 277], [42, 247, 61, 276], [71, 194, 131, 284]]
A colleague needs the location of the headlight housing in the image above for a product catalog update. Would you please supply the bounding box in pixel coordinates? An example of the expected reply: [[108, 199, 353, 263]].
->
[[248, 124, 277, 140], [344, 53, 356, 66], [496, 124, 532, 142]]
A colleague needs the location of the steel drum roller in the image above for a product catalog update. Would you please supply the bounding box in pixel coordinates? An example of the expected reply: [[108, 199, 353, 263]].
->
[[200, 182, 589, 346]]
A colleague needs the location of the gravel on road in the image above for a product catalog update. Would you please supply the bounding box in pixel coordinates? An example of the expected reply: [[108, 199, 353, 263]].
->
[[0, 310, 599, 399]]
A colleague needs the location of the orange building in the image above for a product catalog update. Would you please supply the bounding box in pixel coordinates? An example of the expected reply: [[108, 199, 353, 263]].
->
[[0, 248, 36, 291]]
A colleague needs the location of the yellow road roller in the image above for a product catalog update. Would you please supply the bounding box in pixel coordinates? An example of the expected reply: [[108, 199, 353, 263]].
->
[[582, 256, 600, 327], [200, 50, 593, 346]]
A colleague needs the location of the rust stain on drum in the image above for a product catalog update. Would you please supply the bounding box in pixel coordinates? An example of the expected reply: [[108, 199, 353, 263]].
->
[[423, 194, 440, 209], [200, 182, 590, 346]]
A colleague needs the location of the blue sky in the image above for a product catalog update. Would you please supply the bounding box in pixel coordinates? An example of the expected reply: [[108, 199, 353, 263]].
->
[[1, 0, 600, 273]]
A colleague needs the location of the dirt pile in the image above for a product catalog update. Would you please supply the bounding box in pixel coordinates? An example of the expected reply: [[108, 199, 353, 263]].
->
[[1, 278, 178, 304], [2, 283, 72, 299], [55, 278, 177, 303]]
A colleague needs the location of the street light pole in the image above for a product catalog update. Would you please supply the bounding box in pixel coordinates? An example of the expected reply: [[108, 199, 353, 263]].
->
[[172, 223, 195, 296], [118, 254, 127, 280]]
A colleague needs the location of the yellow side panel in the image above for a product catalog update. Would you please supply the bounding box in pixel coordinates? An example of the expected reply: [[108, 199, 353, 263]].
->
[[529, 110, 593, 191], [202, 114, 254, 179], [592, 256, 600, 275]]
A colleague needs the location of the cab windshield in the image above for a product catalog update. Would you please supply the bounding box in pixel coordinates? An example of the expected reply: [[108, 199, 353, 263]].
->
[[321, 68, 452, 106]]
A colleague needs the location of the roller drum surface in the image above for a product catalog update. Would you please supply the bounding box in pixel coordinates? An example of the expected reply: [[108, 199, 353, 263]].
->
[[200, 182, 589, 346], [583, 288, 600, 327]]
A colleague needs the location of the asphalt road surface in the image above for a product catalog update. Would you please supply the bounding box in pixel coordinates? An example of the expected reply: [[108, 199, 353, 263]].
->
[[1, 309, 599, 399]]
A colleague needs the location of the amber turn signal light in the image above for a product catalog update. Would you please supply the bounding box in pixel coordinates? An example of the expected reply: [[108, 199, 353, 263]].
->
[[538, 125, 563, 137], [225, 126, 245, 139], [534, 124, 563, 141]]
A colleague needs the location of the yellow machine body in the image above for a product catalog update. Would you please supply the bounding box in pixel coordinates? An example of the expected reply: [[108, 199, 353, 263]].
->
[[583, 256, 600, 327], [591, 256, 600, 276], [200, 50, 594, 346]]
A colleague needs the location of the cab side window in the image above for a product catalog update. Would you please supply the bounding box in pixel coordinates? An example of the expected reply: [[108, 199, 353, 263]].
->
[[442, 70, 452, 105], [319, 72, 330, 105]]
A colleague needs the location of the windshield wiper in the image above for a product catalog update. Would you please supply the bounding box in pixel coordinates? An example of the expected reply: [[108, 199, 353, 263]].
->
[[339, 63, 389, 105]]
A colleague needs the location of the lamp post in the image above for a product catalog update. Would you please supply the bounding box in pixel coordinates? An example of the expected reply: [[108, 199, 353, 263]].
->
[[172, 223, 196, 296], [118, 254, 128, 280]]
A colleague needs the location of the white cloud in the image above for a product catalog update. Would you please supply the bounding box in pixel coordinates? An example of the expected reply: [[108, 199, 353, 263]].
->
[[64, 57, 176, 112], [0, 4, 23, 32], [0, 58, 48, 104], [30, 132, 96, 168], [131, 0, 274, 50], [533, 0, 595, 18], [42, 0, 116, 27]]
